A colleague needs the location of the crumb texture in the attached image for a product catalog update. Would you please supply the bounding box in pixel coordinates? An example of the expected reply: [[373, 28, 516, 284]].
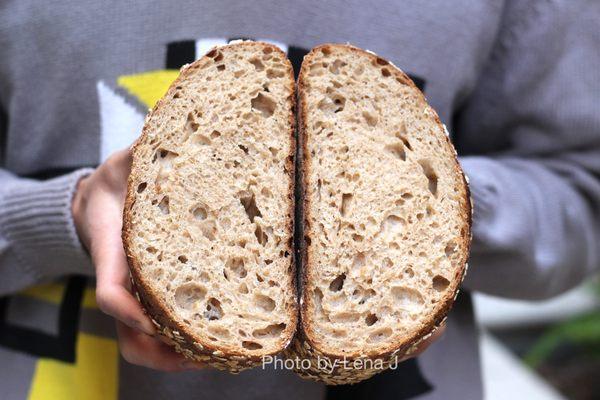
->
[[125, 43, 296, 356], [301, 45, 469, 357]]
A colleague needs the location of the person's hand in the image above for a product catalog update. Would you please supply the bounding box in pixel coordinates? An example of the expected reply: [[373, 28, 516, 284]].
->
[[399, 322, 446, 361], [72, 149, 203, 371]]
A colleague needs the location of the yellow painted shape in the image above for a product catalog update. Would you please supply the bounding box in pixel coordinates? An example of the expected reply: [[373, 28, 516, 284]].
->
[[117, 69, 179, 108], [20, 283, 98, 309], [20, 283, 65, 305], [82, 288, 98, 309], [28, 333, 118, 400]]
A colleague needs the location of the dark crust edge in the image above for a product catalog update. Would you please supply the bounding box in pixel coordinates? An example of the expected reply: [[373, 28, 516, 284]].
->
[[122, 41, 298, 372], [286, 43, 473, 384]]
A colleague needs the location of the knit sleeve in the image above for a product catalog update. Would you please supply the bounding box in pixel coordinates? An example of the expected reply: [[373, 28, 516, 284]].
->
[[456, 0, 600, 299], [0, 168, 95, 295]]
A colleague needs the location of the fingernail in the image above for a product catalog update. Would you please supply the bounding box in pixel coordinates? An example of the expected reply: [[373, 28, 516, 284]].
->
[[181, 361, 204, 370], [131, 319, 155, 336]]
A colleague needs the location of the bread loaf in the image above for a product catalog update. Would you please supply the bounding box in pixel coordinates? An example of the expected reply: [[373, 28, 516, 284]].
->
[[123, 41, 297, 372], [288, 44, 471, 384]]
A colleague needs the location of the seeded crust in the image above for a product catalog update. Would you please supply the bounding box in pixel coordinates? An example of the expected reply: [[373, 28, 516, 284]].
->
[[286, 44, 472, 384], [123, 42, 297, 371]]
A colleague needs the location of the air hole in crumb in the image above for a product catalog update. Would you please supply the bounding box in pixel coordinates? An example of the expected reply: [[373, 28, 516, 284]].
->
[[318, 94, 345, 114], [208, 326, 230, 339], [146, 246, 157, 254], [254, 224, 270, 246], [352, 234, 364, 242], [384, 215, 405, 233], [382, 257, 393, 268], [185, 112, 199, 137], [321, 47, 331, 56], [256, 273, 264, 283], [365, 313, 378, 326], [375, 57, 388, 66], [137, 182, 147, 193], [200, 220, 217, 241], [174, 283, 206, 311], [204, 298, 223, 320], [191, 134, 211, 146], [238, 144, 249, 154], [261, 187, 272, 198], [178, 255, 188, 263], [192, 205, 207, 220], [210, 130, 221, 139], [398, 135, 412, 150], [252, 323, 286, 339], [362, 111, 378, 127], [391, 287, 424, 309], [341, 193, 353, 217], [225, 257, 247, 279], [262, 46, 273, 54], [239, 192, 262, 222], [254, 294, 276, 312], [313, 288, 324, 314], [330, 312, 360, 323], [418, 160, 438, 196], [242, 341, 263, 350], [329, 59, 347, 74], [381, 68, 391, 77], [266, 68, 285, 78], [385, 142, 406, 161], [368, 328, 392, 343], [158, 196, 170, 214], [216, 64, 225, 71], [251, 93, 276, 118], [249, 57, 264, 71], [238, 283, 249, 294], [433, 275, 450, 292], [329, 273, 346, 292], [353, 253, 366, 269], [445, 241, 457, 257]]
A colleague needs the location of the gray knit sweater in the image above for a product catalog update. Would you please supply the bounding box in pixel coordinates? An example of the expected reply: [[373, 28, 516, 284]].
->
[[0, 1, 598, 399]]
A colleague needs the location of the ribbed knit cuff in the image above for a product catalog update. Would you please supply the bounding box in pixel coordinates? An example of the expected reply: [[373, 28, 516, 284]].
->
[[458, 156, 498, 235], [0, 168, 95, 280]]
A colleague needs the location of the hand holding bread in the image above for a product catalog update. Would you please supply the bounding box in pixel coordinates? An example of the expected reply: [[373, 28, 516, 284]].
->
[[74, 41, 470, 382], [72, 149, 204, 371]]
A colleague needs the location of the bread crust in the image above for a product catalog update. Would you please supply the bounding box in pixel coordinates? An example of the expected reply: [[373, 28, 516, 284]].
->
[[122, 41, 298, 372], [287, 43, 472, 384]]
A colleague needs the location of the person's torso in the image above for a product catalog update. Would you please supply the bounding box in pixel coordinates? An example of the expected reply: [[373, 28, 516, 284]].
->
[[0, 1, 498, 398]]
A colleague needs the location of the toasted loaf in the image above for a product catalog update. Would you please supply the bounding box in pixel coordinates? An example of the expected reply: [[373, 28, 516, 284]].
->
[[288, 44, 471, 384], [123, 41, 297, 371]]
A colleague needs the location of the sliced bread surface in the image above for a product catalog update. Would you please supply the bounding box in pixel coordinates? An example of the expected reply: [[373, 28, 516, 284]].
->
[[289, 44, 471, 384], [123, 41, 297, 371]]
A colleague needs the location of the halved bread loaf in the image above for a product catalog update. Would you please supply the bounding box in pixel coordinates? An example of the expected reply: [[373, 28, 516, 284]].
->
[[122, 42, 297, 371], [288, 44, 471, 384]]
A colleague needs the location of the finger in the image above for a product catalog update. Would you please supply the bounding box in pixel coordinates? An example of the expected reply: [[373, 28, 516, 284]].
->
[[402, 322, 447, 360], [104, 149, 133, 192], [117, 323, 204, 371], [96, 282, 155, 335], [92, 204, 155, 335]]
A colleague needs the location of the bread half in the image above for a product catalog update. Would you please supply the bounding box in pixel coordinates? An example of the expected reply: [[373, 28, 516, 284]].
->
[[123, 41, 297, 371], [288, 44, 471, 384]]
